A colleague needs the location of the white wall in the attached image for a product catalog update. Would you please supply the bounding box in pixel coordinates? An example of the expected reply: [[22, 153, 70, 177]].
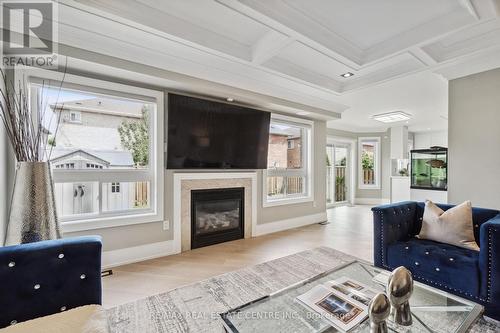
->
[[448, 68, 500, 209], [413, 130, 448, 149]]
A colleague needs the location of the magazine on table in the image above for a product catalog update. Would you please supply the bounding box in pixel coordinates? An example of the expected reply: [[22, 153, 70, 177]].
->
[[296, 277, 380, 332]]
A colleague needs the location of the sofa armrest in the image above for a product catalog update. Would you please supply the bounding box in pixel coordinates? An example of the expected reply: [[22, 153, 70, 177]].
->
[[479, 214, 500, 311], [0, 236, 102, 328], [372, 201, 419, 269]]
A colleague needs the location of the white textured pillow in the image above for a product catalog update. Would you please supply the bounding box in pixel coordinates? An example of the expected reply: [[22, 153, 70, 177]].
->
[[418, 200, 479, 251]]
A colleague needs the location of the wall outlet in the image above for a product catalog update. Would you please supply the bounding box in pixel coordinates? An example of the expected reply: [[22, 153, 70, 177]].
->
[[163, 220, 170, 230], [313, 201, 317, 207]]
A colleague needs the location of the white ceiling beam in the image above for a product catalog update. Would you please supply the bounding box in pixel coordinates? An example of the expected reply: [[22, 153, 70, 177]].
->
[[215, 0, 362, 69], [264, 57, 342, 93], [409, 48, 438, 66], [251, 30, 293, 65], [459, 0, 480, 20], [468, 0, 500, 19]]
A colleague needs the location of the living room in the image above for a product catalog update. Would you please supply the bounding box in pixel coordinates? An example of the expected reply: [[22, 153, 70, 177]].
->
[[1, 1, 500, 332]]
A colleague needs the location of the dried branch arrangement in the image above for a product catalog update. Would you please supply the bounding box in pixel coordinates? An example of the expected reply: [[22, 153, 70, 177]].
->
[[0, 67, 66, 162]]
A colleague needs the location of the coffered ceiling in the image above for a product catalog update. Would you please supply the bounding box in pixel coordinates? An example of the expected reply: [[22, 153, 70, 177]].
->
[[37, 1, 500, 129]]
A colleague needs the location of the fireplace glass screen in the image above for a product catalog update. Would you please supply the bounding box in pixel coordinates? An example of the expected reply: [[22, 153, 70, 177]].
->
[[191, 187, 244, 249]]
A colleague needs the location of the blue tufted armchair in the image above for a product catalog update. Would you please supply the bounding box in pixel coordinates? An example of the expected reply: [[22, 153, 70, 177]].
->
[[373, 201, 500, 319], [0, 236, 102, 328]]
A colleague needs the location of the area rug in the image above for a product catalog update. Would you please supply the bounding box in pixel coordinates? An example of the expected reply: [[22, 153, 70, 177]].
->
[[107, 246, 499, 332]]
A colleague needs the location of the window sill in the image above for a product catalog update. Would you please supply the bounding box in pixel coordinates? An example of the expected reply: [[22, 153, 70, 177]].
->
[[358, 185, 381, 190], [263, 196, 314, 208], [60, 211, 162, 233]]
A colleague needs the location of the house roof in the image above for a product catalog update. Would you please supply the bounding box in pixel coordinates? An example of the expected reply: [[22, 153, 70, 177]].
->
[[50, 148, 134, 167], [50, 97, 146, 119]]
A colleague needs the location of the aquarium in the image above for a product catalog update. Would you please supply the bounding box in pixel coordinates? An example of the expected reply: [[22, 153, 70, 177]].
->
[[411, 148, 447, 191]]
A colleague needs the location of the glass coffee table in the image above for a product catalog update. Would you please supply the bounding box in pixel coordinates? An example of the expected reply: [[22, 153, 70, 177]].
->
[[220, 261, 483, 333]]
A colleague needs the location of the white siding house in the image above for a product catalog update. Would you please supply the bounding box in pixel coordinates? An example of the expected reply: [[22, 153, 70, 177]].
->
[[49, 97, 147, 218]]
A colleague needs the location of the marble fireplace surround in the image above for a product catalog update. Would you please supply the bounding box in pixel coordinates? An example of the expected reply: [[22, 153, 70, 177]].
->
[[173, 172, 258, 252]]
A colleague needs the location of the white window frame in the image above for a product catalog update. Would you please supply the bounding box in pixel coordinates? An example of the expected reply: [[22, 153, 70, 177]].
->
[[358, 137, 381, 190], [17, 67, 164, 232], [263, 114, 314, 207], [69, 110, 82, 123]]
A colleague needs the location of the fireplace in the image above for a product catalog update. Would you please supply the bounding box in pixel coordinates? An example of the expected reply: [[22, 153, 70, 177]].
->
[[191, 187, 244, 249]]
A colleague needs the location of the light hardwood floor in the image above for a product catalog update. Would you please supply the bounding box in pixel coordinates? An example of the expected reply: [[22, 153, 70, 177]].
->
[[102, 205, 374, 308]]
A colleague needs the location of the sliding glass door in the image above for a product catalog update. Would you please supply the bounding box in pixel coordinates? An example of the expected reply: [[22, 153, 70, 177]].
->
[[326, 143, 350, 205]]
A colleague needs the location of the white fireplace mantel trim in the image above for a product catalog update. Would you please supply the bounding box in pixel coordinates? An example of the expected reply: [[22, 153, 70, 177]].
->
[[172, 172, 258, 253]]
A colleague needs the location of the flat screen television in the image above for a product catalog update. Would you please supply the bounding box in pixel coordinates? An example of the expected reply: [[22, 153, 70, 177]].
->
[[167, 94, 271, 169]]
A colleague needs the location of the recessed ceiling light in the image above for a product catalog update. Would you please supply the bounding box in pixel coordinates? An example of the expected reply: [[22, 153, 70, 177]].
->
[[340, 72, 354, 78], [226, 97, 234, 102], [372, 111, 412, 123], [296, 111, 310, 116]]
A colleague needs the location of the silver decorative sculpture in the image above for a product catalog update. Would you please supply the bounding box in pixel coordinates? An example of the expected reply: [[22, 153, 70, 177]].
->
[[368, 293, 390, 333], [5, 162, 61, 245], [387, 266, 414, 326]]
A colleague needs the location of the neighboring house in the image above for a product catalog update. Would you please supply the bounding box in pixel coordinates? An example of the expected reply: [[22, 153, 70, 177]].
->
[[286, 136, 302, 168], [267, 133, 303, 196], [267, 134, 302, 169], [49, 98, 147, 218]]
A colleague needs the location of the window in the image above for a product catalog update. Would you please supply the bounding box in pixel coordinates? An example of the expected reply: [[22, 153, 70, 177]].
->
[[69, 111, 82, 123], [86, 163, 103, 169], [264, 115, 313, 206], [55, 163, 75, 169], [25, 68, 164, 231], [358, 137, 381, 189], [111, 182, 120, 193]]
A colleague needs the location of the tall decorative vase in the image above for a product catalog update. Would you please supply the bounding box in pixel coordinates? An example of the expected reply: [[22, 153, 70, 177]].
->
[[5, 162, 61, 245]]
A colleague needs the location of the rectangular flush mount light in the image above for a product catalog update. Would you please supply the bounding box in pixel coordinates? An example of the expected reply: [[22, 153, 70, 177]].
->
[[372, 111, 412, 123]]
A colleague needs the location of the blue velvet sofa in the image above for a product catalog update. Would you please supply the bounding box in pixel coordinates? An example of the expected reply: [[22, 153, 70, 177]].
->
[[0, 236, 102, 328], [373, 201, 500, 319]]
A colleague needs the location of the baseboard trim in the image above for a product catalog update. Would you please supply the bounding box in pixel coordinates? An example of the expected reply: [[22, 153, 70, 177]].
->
[[102, 239, 177, 269], [102, 212, 329, 267], [254, 212, 327, 237], [354, 198, 390, 205]]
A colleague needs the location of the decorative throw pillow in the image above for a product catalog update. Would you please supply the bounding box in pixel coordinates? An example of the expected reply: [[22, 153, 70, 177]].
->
[[418, 200, 479, 251]]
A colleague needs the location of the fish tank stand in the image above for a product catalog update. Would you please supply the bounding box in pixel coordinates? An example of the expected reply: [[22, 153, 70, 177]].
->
[[410, 147, 448, 191]]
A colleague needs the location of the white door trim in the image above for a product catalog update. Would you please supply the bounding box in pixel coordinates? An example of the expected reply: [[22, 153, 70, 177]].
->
[[327, 136, 357, 206]]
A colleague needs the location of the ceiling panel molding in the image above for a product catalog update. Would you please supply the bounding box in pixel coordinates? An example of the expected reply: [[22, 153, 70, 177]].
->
[[73, 0, 257, 61], [341, 53, 426, 92], [459, 0, 480, 20], [422, 19, 500, 62], [470, 0, 500, 19], [55, 2, 349, 115], [226, 0, 364, 66], [433, 44, 500, 80], [251, 30, 294, 64], [48, 1, 500, 131], [408, 48, 439, 66], [263, 57, 343, 93], [362, 8, 475, 64]]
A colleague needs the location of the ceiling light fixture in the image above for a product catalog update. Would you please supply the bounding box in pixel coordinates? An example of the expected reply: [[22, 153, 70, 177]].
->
[[226, 97, 234, 102], [340, 72, 354, 78], [372, 111, 412, 123]]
